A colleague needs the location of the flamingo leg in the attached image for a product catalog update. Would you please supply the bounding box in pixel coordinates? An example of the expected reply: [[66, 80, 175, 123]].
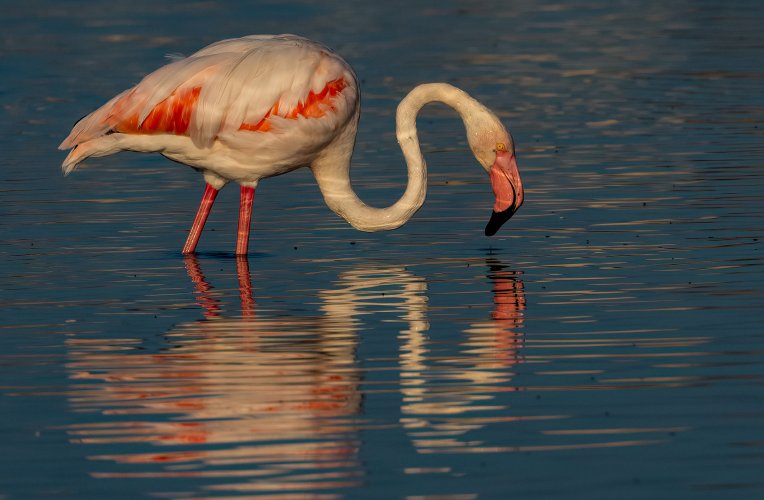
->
[[236, 186, 256, 255], [182, 183, 219, 255]]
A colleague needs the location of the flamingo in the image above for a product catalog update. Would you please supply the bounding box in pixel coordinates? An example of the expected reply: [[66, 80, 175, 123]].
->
[[59, 35, 524, 255]]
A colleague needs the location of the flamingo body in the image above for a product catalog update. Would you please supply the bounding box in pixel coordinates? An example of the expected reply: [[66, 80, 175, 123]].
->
[[61, 35, 358, 188], [60, 35, 523, 255]]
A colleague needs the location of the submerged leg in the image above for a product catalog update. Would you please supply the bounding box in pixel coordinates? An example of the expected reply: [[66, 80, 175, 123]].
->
[[182, 183, 219, 255], [236, 185, 256, 255]]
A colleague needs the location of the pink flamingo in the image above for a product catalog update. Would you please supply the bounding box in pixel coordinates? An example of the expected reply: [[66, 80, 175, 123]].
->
[[60, 35, 523, 255]]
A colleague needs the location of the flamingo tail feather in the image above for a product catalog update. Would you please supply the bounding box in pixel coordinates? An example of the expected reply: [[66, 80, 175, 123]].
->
[[61, 135, 125, 175]]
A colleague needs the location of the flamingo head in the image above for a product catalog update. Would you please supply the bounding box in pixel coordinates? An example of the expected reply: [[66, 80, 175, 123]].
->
[[484, 141, 524, 236], [466, 116, 524, 236]]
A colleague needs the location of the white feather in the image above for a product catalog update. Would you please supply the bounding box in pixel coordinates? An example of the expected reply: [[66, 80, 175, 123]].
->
[[60, 34, 358, 170]]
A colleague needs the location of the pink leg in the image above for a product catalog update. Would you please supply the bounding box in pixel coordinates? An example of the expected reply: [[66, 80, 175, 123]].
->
[[182, 183, 219, 255], [236, 186, 255, 255]]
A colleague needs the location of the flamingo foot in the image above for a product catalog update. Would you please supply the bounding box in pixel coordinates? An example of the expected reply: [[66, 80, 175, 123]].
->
[[182, 183, 219, 254], [236, 186, 255, 255]]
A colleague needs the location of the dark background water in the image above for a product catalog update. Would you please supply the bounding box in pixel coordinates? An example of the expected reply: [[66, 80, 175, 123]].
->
[[1, 0, 763, 498]]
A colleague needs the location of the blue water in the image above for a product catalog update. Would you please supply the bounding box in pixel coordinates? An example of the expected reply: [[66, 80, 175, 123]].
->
[[2, 0, 764, 498]]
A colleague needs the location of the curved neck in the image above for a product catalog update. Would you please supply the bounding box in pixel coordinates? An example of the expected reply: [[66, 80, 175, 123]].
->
[[311, 83, 487, 232]]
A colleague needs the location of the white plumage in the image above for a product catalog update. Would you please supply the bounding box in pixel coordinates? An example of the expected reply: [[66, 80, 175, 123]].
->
[[59, 34, 523, 255], [61, 35, 357, 186]]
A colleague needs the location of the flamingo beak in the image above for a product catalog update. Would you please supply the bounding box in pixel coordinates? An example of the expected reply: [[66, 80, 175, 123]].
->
[[485, 145, 523, 236]]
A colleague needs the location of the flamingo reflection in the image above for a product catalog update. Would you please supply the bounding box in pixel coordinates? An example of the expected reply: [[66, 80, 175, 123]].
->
[[184, 255, 256, 318], [399, 259, 526, 453], [64, 256, 527, 493], [66, 255, 367, 494]]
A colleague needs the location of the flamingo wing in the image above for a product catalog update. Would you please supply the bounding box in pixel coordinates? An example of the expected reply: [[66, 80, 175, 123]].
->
[[59, 35, 356, 152]]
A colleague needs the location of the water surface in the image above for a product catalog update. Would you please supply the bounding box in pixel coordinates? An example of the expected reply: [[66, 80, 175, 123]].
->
[[1, 0, 763, 498]]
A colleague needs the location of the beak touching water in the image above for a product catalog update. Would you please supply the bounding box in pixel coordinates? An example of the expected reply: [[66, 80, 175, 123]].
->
[[485, 143, 524, 236]]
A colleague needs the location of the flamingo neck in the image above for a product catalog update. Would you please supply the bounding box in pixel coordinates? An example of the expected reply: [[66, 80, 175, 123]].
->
[[311, 83, 488, 232]]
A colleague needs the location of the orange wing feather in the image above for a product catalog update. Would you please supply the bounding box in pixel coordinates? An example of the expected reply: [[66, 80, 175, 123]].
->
[[110, 77, 347, 137], [112, 87, 202, 135], [239, 78, 347, 133]]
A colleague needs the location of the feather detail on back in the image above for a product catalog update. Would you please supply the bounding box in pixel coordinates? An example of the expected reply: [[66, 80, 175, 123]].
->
[[59, 35, 356, 152]]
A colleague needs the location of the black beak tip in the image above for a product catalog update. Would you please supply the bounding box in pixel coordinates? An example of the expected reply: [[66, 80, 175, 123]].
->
[[485, 208, 516, 236]]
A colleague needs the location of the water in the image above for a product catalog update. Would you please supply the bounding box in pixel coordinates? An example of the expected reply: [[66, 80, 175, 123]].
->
[[2, 0, 764, 498]]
